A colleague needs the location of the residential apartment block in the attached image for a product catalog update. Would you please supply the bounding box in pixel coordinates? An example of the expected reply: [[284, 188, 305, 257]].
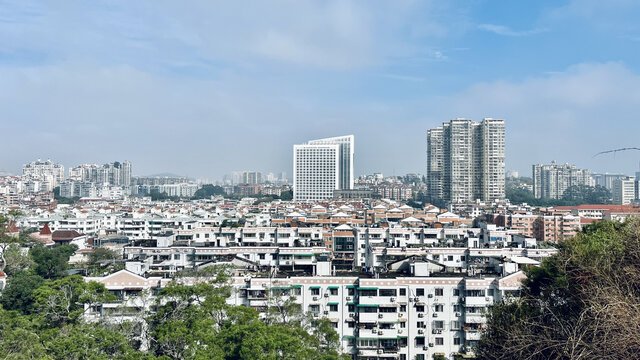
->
[[427, 119, 505, 205], [22, 159, 65, 191], [612, 176, 637, 205], [532, 162, 592, 199]]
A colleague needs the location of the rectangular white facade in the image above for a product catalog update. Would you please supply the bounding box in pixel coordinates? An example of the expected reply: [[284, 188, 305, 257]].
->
[[293, 144, 340, 201], [293, 135, 354, 201]]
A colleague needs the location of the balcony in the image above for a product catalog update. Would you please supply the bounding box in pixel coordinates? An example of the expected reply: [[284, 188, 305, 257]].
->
[[465, 330, 482, 341], [464, 296, 488, 306]]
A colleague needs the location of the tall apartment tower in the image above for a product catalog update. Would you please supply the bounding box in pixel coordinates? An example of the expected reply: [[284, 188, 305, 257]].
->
[[22, 159, 65, 190], [426, 118, 505, 204], [532, 162, 593, 199], [293, 135, 354, 201]]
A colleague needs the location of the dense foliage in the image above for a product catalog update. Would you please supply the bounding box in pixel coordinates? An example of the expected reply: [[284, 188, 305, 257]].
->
[[0, 223, 348, 360], [53, 186, 80, 205], [506, 179, 611, 206], [192, 184, 226, 199], [478, 220, 640, 359]]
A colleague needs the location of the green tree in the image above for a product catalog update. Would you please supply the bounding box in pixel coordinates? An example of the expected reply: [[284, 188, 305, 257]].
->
[[0, 271, 44, 314], [478, 220, 640, 360], [30, 244, 78, 279], [280, 190, 293, 201], [88, 247, 120, 265], [33, 275, 116, 327], [192, 184, 226, 200], [2, 244, 34, 275], [0, 306, 47, 359], [0, 214, 26, 274]]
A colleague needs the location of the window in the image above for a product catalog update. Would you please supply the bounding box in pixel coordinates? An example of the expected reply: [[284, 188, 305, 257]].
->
[[416, 288, 425, 296], [330, 321, 338, 329], [359, 289, 377, 297], [348, 321, 355, 328], [309, 305, 319, 313], [433, 321, 444, 329], [488, 289, 494, 296], [311, 288, 320, 296], [435, 337, 444, 345], [435, 288, 443, 296], [453, 305, 462, 312], [453, 289, 460, 296], [379, 289, 397, 296], [415, 337, 425, 346], [379, 306, 397, 313], [329, 288, 338, 295], [416, 305, 424, 312], [399, 288, 406, 296], [348, 288, 355, 296], [329, 304, 338, 312], [435, 304, 443, 312], [451, 320, 461, 330], [416, 321, 424, 328], [348, 304, 355, 312], [259, 254, 265, 260], [454, 338, 461, 345], [400, 305, 407, 312]]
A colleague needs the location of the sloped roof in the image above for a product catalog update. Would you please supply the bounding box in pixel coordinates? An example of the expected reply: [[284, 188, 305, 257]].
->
[[40, 223, 52, 235]]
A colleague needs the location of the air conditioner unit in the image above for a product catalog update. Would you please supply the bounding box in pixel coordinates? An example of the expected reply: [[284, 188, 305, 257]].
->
[[377, 349, 384, 354], [398, 329, 403, 334], [323, 310, 329, 315], [378, 330, 384, 335], [460, 297, 465, 302], [423, 346, 429, 351], [418, 329, 424, 334], [346, 296, 352, 301], [312, 296, 318, 301], [485, 297, 491, 301], [414, 297, 420, 302], [284, 261, 290, 265], [349, 313, 355, 318], [433, 313, 438, 318], [324, 293, 329, 297], [312, 313, 319, 317], [428, 294, 433, 298], [429, 343, 434, 347], [455, 312, 461, 317], [390, 297, 396, 302], [378, 313, 383, 318], [432, 329, 439, 334], [418, 313, 424, 318], [398, 313, 404, 317]]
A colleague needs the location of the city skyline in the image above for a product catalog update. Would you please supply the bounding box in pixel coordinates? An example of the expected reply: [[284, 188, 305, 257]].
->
[[2, 1, 640, 178]]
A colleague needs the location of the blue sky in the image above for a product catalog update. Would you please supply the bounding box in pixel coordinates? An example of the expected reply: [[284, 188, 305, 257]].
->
[[2, 0, 640, 179]]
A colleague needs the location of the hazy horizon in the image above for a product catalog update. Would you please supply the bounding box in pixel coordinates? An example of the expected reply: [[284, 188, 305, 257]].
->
[[2, 1, 640, 179]]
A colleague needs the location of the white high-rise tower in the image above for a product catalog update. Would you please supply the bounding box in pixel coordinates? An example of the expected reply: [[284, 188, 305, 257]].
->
[[293, 135, 354, 201]]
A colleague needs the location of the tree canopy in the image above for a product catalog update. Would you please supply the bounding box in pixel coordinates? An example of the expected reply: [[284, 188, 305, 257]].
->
[[0, 261, 348, 360], [192, 184, 226, 199], [478, 219, 640, 360]]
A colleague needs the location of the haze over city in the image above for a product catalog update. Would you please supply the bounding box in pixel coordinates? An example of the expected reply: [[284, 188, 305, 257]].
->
[[2, 0, 640, 178]]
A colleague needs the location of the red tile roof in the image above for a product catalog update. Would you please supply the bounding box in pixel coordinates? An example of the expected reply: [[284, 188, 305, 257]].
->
[[40, 223, 52, 235]]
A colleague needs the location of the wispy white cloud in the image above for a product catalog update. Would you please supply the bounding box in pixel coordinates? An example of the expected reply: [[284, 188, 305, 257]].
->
[[478, 24, 548, 37]]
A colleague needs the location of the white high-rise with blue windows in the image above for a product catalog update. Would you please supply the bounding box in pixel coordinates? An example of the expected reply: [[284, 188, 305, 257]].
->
[[293, 135, 354, 201]]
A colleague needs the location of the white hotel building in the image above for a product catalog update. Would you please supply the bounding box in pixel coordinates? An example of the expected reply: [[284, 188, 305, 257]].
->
[[293, 135, 354, 201]]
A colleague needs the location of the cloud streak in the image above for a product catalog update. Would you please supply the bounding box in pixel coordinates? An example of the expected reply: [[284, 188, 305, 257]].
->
[[477, 24, 548, 36]]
